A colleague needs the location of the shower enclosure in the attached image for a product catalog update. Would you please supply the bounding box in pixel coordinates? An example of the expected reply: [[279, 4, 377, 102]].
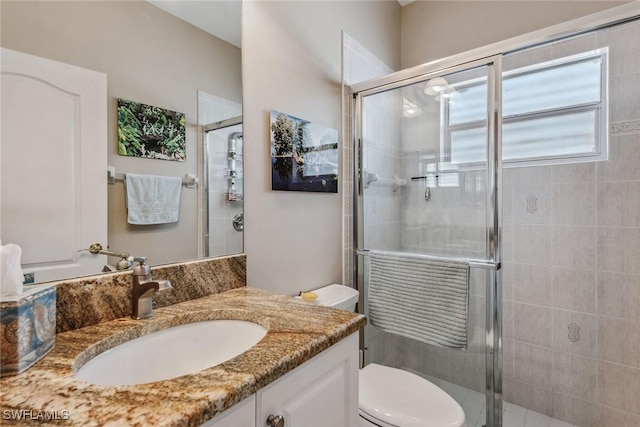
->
[[351, 5, 639, 427], [354, 55, 503, 427]]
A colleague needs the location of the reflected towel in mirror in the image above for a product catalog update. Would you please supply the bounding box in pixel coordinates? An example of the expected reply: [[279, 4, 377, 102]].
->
[[125, 174, 181, 225]]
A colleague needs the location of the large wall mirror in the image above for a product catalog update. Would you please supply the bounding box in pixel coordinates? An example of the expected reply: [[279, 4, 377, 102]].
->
[[0, 0, 242, 284]]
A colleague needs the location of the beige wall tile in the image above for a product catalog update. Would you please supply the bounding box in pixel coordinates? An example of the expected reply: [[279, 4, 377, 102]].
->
[[503, 171, 514, 225], [513, 342, 553, 388], [502, 224, 514, 263], [597, 361, 640, 415], [503, 338, 515, 378], [597, 134, 640, 182], [609, 72, 640, 122], [552, 352, 598, 400], [469, 268, 485, 297], [596, 405, 640, 427], [552, 162, 595, 184], [552, 309, 597, 357], [513, 263, 553, 306], [597, 181, 640, 227], [597, 272, 640, 321], [504, 378, 553, 416], [501, 262, 514, 301], [552, 226, 596, 270], [597, 227, 640, 274], [597, 317, 640, 368], [597, 20, 640, 77], [509, 165, 553, 186], [552, 393, 599, 427], [512, 184, 552, 225], [503, 300, 514, 339], [553, 182, 596, 226], [552, 268, 596, 313], [469, 294, 486, 332], [514, 303, 552, 347], [513, 225, 553, 266]]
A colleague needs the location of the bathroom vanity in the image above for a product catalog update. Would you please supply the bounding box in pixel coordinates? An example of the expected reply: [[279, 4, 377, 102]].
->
[[205, 333, 358, 427], [0, 287, 364, 426]]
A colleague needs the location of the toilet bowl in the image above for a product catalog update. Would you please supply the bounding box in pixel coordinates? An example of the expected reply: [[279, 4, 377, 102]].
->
[[300, 284, 466, 427]]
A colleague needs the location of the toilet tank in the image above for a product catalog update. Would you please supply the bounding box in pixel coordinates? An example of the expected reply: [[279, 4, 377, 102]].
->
[[303, 284, 359, 311]]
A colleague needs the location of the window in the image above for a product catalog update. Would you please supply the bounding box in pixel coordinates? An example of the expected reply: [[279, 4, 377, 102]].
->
[[445, 49, 608, 166]]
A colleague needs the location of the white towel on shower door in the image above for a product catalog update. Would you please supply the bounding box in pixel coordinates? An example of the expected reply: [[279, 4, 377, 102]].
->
[[125, 173, 182, 225]]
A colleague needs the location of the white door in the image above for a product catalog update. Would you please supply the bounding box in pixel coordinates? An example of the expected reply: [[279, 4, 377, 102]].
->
[[1, 48, 107, 283]]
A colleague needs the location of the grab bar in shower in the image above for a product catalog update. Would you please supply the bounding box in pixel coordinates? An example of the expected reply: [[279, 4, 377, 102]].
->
[[356, 249, 501, 270]]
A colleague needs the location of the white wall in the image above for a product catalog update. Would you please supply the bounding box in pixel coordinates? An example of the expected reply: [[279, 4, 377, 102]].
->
[[401, 1, 630, 68], [242, 0, 400, 295]]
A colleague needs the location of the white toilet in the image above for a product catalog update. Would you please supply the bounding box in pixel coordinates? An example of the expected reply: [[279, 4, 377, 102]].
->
[[301, 284, 467, 427]]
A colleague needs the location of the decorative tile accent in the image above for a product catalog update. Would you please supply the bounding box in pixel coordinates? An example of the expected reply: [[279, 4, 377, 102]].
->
[[568, 322, 581, 343], [526, 194, 538, 214], [611, 120, 640, 135]]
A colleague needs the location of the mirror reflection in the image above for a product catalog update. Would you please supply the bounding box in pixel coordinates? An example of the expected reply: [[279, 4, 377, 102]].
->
[[203, 117, 244, 258], [0, 0, 242, 284]]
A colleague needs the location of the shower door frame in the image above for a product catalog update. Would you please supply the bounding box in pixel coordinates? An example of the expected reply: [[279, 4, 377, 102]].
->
[[350, 4, 640, 427], [352, 55, 504, 427]]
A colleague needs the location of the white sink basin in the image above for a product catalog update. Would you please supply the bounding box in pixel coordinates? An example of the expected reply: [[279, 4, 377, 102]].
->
[[75, 320, 267, 386]]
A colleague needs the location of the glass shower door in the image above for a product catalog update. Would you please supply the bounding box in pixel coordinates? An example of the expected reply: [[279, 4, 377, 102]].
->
[[354, 57, 502, 427]]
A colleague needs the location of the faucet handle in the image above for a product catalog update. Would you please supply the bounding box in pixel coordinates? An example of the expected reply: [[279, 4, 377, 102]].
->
[[132, 257, 150, 277]]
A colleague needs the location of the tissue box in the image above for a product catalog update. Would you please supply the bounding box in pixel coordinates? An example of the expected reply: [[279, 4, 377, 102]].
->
[[1, 284, 56, 377]]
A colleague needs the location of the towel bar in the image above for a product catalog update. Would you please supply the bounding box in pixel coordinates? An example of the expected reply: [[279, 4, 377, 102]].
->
[[355, 249, 501, 270], [107, 167, 199, 189]]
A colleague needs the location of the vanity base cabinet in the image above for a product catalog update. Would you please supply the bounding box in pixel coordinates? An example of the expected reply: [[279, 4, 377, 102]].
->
[[205, 332, 359, 427], [256, 332, 359, 427]]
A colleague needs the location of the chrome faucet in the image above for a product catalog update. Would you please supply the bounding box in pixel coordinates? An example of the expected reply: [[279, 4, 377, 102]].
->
[[131, 258, 172, 319]]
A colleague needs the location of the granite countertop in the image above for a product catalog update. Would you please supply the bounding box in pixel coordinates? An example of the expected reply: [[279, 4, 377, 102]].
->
[[0, 287, 365, 426]]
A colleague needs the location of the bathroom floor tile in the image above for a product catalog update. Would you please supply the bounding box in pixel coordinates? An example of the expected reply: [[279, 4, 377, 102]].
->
[[524, 411, 552, 427], [504, 409, 527, 427], [548, 418, 575, 427]]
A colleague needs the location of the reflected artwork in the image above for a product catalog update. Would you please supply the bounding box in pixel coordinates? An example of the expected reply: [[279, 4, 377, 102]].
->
[[117, 98, 186, 162]]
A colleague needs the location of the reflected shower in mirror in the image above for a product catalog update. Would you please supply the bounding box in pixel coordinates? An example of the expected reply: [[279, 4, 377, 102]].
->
[[200, 93, 244, 257]]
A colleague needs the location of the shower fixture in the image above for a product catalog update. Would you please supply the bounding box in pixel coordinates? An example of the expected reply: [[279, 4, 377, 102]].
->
[[424, 76, 456, 101]]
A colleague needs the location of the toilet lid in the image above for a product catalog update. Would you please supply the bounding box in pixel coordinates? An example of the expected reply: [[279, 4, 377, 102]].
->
[[359, 364, 466, 427]]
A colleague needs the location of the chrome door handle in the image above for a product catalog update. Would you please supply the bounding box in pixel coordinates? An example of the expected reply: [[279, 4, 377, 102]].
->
[[266, 414, 285, 427]]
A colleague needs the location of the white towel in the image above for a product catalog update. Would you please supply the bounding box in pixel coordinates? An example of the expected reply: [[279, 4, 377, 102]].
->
[[125, 173, 182, 225], [368, 250, 470, 349]]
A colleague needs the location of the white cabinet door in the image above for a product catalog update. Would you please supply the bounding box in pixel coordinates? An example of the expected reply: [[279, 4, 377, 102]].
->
[[256, 333, 359, 427], [203, 395, 255, 427], [1, 48, 107, 282]]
